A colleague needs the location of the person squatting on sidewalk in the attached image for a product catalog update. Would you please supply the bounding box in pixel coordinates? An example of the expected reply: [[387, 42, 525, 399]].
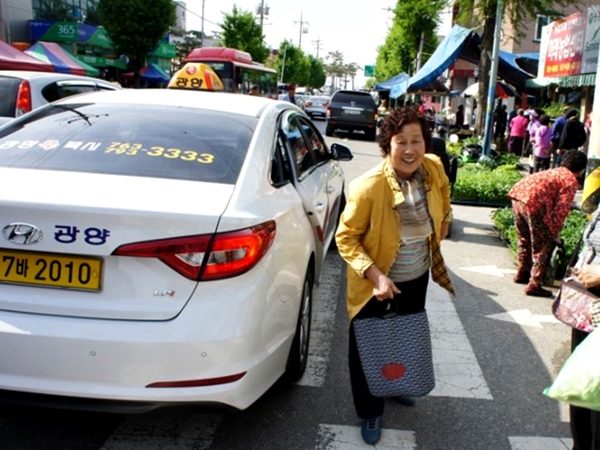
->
[[507, 150, 587, 297], [335, 107, 455, 445]]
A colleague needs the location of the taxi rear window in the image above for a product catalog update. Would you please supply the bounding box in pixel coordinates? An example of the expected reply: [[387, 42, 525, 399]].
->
[[0, 103, 257, 184]]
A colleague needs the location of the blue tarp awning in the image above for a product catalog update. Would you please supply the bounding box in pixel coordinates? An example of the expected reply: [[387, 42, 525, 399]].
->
[[374, 72, 410, 98], [406, 24, 537, 93], [408, 25, 480, 91]]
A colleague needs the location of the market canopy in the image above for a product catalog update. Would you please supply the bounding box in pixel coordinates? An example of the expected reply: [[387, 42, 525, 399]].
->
[[462, 80, 515, 98], [122, 63, 170, 84], [408, 25, 481, 92], [25, 41, 99, 77], [0, 40, 53, 72], [407, 24, 537, 93]]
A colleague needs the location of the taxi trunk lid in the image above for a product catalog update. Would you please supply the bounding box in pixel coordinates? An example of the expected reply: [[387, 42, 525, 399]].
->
[[0, 169, 235, 321]]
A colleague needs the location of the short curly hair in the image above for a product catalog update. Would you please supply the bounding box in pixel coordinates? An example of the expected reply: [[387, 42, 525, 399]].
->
[[560, 149, 587, 173], [378, 107, 432, 157]]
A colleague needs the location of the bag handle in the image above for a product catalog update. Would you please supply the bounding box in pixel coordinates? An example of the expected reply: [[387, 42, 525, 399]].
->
[[566, 237, 583, 270]]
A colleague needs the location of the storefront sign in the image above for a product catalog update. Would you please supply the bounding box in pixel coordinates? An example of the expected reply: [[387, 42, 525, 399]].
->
[[543, 12, 586, 77], [583, 6, 600, 74], [30, 20, 78, 43]]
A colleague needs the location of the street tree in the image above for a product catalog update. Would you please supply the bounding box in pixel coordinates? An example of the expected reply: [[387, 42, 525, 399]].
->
[[324, 51, 345, 92], [455, 0, 569, 134], [343, 62, 362, 90], [306, 55, 327, 90], [376, 0, 442, 81], [220, 6, 270, 64], [173, 31, 202, 72], [98, 0, 175, 87], [275, 40, 309, 85]]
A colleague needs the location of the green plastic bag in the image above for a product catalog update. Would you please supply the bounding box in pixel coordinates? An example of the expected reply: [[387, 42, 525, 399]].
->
[[544, 328, 600, 411]]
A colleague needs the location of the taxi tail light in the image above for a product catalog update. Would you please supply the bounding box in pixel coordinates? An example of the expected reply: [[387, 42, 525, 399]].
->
[[113, 221, 276, 281], [15, 80, 32, 116]]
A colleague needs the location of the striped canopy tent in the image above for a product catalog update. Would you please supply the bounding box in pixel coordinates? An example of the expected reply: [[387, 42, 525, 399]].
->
[[25, 41, 99, 77], [0, 40, 53, 72]]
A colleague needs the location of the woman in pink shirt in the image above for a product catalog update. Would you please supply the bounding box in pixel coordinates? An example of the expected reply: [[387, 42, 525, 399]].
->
[[508, 150, 587, 297], [532, 114, 552, 172], [508, 109, 529, 155]]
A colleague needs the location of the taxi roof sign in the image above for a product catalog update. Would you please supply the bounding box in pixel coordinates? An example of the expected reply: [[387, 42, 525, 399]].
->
[[168, 63, 224, 91]]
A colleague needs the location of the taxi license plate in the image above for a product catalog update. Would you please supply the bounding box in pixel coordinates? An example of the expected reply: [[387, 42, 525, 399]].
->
[[0, 249, 102, 291]]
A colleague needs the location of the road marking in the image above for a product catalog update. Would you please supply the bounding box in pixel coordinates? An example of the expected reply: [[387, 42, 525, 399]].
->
[[487, 309, 561, 328], [297, 252, 343, 387], [100, 412, 222, 450], [428, 282, 493, 399], [462, 226, 497, 236], [459, 265, 516, 277], [509, 436, 573, 449], [316, 424, 416, 449]]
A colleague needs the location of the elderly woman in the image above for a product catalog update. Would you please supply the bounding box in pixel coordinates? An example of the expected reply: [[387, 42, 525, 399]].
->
[[566, 204, 600, 449], [508, 149, 587, 297], [335, 107, 455, 445]]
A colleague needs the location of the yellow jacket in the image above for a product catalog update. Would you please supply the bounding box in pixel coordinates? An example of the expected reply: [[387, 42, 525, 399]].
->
[[335, 155, 455, 321]]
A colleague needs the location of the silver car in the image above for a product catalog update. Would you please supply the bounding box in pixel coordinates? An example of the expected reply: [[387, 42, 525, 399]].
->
[[0, 70, 121, 118], [304, 95, 330, 120]]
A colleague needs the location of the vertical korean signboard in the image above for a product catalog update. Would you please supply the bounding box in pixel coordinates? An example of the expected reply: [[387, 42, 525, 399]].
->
[[583, 6, 600, 74], [543, 12, 586, 77]]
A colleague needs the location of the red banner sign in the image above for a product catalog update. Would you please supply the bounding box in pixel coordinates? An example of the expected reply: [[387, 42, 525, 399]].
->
[[543, 12, 585, 77]]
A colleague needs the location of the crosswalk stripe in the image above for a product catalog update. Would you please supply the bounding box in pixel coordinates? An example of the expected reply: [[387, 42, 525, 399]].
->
[[100, 412, 222, 450], [428, 282, 493, 399], [509, 436, 573, 449], [316, 424, 416, 449], [297, 253, 343, 387]]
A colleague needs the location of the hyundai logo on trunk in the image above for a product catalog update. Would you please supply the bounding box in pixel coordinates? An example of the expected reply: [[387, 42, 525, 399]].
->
[[2, 223, 43, 245]]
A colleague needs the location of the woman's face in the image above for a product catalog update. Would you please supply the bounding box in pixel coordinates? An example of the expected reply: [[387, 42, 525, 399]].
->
[[388, 122, 426, 178]]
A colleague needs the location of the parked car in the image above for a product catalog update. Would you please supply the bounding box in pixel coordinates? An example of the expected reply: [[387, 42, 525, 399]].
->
[[0, 89, 353, 412], [326, 90, 378, 141], [0, 70, 121, 118], [304, 95, 330, 120]]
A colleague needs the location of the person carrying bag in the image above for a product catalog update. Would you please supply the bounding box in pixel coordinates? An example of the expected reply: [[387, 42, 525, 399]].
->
[[335, 107, 454, 446]]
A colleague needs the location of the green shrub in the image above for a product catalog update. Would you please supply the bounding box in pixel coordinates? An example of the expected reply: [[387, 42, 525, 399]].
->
[[544, 102, 568, 119], [453, 166, 522, 205], [491, 207, 589, 276]]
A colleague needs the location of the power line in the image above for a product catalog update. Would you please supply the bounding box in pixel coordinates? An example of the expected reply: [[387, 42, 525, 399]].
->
[[174, 1, 220, 30]]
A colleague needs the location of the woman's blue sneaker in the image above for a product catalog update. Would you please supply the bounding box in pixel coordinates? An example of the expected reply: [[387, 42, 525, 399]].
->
[[361, 416, 382, 445], [395, 396, 416, 406]]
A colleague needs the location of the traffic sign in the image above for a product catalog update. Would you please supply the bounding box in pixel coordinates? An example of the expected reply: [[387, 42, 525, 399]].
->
[[364, 65, 375, 77]]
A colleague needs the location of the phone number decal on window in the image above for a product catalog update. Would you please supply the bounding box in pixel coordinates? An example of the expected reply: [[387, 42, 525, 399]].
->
[[104, 142, 215, 163]]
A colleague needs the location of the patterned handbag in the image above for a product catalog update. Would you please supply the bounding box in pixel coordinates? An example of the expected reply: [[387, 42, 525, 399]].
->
[[353, 309, 435, 398], [552, 237, 600, 332], [552, 277, 600, 333]]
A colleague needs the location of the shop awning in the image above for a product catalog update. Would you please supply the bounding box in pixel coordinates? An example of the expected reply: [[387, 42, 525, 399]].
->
[[25, 41, 100, 77], [558, 73, 596, 88], [525, 77, 560, 88]]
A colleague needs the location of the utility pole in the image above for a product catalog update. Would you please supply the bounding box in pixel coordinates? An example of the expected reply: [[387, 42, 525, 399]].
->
[[256, 1, 269, 35], [294, 12, 309, 49], [481, 0, 504, 159], [312, 36, 324, 59], [200, 0, 205, 47]]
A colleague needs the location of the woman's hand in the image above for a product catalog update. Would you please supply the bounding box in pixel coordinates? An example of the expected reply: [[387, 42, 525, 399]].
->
[[572, 264, 600, 289], [365, 266, 401, 301]]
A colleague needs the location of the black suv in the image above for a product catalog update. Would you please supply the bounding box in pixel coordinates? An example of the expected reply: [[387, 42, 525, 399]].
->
[[325, 90, 378, 141]]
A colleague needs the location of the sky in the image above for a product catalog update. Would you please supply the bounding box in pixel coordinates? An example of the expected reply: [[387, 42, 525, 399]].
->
[[182, 0, 398, 88]]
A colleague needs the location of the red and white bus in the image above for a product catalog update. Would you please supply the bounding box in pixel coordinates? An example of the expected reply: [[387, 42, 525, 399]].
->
[[184, 47, 277, 97]]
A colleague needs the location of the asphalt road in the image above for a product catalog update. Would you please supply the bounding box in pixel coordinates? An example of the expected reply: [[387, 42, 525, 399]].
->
[[0, 121, 575, 450]]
